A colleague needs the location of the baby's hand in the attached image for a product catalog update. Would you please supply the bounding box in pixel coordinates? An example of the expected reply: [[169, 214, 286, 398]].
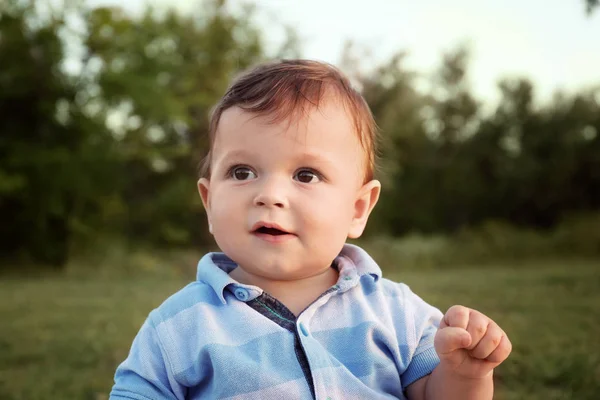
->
[[434, 305, 512, 380]]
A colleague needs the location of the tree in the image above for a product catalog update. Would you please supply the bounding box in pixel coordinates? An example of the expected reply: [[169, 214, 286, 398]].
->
[[367, 47, 483, 234], [0, 0, 275, 266], [586, 0, 599, 14], [358, 44, 600, 235], [0, 0, 115, 266], [83, 1, 266, 246]]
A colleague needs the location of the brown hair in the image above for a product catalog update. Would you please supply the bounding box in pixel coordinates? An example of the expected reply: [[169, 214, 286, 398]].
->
[[200, 59, 378, 181]]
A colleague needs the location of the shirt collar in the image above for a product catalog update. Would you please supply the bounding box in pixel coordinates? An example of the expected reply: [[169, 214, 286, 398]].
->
[[195, 253, 262, 304], [196, 243, 382, 303], [334, 243, 382, 291]]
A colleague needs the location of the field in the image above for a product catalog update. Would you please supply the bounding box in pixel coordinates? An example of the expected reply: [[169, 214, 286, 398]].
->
[[1, 258, 599, 399]]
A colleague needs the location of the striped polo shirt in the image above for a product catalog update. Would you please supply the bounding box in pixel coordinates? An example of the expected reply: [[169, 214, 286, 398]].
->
[[110, 244, 442, 400]]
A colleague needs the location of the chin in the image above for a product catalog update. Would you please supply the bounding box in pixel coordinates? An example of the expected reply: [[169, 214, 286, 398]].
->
[[224, 247, 280, 266], [252, 257, 302, 276]]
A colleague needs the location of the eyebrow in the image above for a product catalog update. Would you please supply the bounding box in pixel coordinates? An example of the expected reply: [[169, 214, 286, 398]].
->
[[295, 151, 336, 168], [217, 148, 337, 169], [217, 149, 251, 162]]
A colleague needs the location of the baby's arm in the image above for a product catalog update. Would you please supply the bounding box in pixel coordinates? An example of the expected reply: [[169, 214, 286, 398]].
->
[[110, 314, 183, 400], [406, 305, 512, 400]]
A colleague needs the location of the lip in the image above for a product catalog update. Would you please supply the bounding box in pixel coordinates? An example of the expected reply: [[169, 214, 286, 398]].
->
[[250, 221, 291, 234], [250, 221, 296, 243]]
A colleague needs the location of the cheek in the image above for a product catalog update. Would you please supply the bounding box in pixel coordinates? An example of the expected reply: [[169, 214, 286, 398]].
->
[[209, 188, 245, 223], [209, 194, 245, 249], [300, 188, 354, 229]]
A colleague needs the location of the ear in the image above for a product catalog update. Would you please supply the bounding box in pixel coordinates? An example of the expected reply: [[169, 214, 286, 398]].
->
[[348, 179, 381, 239], [197, 178, 213, 233]]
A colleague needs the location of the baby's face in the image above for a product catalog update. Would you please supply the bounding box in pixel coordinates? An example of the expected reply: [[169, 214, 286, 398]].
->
[[199, 100, 376, 281]]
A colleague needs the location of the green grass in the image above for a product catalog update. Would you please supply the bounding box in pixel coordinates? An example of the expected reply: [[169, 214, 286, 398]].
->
[[387, 260, 600, 400], [1, 259, 599, 399], [0, 276, 187, 400]]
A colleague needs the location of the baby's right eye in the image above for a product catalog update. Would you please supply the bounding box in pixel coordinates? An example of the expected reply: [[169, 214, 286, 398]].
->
[[230, 166, 257, 181]]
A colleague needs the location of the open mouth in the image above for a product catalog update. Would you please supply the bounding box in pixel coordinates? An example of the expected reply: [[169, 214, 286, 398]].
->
[[251, 223, 294, 242], [255, 226, 288, 236], [252, 223, 296, 244]]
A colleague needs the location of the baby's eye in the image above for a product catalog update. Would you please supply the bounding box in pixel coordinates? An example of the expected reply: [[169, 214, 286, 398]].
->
[[294, 169, 321, 184], [231, 166, 257, 181]]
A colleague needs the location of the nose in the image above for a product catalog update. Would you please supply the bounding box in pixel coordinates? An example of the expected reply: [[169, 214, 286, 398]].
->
[[253, 176, 288, 209]]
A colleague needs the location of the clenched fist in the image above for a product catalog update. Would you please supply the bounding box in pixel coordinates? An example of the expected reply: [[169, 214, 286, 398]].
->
[[434, 305, 512, 379]]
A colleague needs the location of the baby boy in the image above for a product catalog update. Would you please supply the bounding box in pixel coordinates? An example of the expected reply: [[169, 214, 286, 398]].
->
[[110, 59, 511, 400]]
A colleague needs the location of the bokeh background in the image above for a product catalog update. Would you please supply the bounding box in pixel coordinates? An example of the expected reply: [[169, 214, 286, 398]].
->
[[1, 0, 599, 399]]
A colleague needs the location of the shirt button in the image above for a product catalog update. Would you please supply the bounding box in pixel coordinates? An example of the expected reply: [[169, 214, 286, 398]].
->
[[299, 322, 309, 337], [234, 288, 249, 301]]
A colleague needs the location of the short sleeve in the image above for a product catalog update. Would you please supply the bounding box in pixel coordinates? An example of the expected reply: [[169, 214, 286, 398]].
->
[[110, 312, 184, 400], [399, 284, 443, 389]]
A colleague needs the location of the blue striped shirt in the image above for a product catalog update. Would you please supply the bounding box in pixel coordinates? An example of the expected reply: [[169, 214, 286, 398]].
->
[[110, 244, 442, 399]]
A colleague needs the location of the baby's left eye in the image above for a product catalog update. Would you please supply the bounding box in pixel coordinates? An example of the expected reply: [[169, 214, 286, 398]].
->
[[294, 169, 321, 183]]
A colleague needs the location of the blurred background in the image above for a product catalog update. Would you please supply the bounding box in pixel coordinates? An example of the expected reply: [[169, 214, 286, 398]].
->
[[1, 0, 599, 398]]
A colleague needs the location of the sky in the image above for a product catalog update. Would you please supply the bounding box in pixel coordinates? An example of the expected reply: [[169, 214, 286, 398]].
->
[[87, 0, 600, 107]]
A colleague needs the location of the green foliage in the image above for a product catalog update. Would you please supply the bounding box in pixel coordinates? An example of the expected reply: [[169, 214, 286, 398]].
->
[[81, 1, 266, 247], [64, 236, 207, 279], [0, 0, 116, 266], [364, 47, 600, 237], [586, 0, 600, 14], [359, 213, 600, 270], [0, 0, 273, 267], [1, 1, 599, 268]]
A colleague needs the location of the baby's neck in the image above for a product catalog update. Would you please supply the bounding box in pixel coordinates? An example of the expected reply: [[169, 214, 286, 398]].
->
[[229, 266, 339, 316]]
